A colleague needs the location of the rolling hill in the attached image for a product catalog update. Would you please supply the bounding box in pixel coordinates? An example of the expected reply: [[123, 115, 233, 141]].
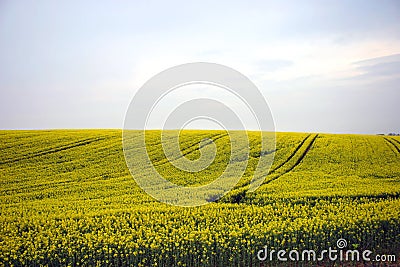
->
[[1, 130, 399, 266]]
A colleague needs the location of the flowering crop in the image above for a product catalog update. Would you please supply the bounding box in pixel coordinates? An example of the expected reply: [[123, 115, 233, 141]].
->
[[0, 130, 399, 266]]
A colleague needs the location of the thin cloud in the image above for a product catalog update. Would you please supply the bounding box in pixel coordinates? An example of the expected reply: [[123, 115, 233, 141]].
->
[[255, 59, 293, 72]]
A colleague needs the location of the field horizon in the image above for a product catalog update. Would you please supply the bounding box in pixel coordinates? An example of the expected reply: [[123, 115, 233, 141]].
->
[[2, 128, 398, 136]]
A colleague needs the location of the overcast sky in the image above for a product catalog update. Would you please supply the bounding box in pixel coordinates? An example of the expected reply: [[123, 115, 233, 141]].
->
[[1, 0, 399, 134]]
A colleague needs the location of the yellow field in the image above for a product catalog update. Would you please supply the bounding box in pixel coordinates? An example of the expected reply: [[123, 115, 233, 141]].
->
[[1, 130, 399, 266]]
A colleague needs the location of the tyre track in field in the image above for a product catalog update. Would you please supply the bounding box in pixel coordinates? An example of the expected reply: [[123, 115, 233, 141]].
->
[[384, 137, 400, 154], [147, 132, 221, 158], [1, 179, 76, 195], [263, 134, 319, 185], [0, 137, 106, 165], [223, 134, 318, 203], [268, 134, 311, 175], [153, 133, 228, 167], [146, 132, 223, 163], [230, 134, 312, 188], [390, 137, 400, 147]]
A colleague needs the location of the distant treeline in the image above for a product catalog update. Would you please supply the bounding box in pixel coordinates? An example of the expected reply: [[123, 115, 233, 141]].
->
[[377, 133, 400, 136]]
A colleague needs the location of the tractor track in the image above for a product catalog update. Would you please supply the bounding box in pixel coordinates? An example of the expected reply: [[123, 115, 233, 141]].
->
[[223, 134, 319, 203], [144, 133, 221, 159], [268, 134, 311, 175], [153, 133, 228, 167], [384, 137, 400, 154], [223, 135, 314, 195], [390, 137, 400, 146], [0, 137, 106, 165], [263, 134, 319, 185]]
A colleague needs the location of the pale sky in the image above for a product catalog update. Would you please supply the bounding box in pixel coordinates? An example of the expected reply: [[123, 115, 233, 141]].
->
[[1, 0, 399, 134]]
